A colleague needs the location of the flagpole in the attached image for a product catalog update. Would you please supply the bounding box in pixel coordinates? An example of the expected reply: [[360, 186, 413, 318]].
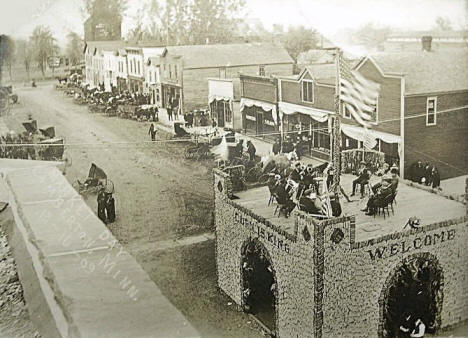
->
[[331, 48, 342, 194]]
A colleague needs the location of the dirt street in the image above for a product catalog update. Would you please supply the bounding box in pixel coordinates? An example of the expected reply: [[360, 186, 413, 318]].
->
[[1, 82, 262, 338]]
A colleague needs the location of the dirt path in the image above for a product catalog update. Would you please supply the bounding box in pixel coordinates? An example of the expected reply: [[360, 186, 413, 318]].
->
[[2, 82, 262, 338]]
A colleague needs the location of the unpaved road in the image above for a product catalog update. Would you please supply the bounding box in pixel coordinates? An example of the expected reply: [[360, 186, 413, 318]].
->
[[2, 82, 262, 338]]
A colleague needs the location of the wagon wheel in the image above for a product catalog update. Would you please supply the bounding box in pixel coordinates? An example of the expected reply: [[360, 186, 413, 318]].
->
[[245, 166, 262, 183], [258, 173, 273, 185], [184, 148, 193, 159]]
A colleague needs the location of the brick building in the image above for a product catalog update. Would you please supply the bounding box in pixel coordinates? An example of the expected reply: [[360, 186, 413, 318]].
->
[[160, 43, 294, 113], [213, 169, 468, 337]]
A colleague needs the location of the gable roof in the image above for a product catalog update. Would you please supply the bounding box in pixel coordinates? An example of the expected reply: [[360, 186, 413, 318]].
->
[[300, 58, 361, 86], [165, 43, 293, 69], [84, 40, 127, 54], [369, 49, 468, 95]]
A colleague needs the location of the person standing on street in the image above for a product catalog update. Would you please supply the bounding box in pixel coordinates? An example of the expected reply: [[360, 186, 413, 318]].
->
[[97, 188, 107, 224], [148, 123, 157, 141], [105, 193, 116, 223]]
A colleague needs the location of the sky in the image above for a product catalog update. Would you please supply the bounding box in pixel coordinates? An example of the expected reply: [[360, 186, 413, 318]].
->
[[0, 0, 466, 45]]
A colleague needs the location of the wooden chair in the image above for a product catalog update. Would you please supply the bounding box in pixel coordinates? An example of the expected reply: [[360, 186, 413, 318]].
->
[[374, 193, 394, 219]]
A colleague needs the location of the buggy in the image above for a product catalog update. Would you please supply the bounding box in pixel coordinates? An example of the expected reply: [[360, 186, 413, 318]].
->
[[184, 141, 212, 160], [72, 163, 114, 195]]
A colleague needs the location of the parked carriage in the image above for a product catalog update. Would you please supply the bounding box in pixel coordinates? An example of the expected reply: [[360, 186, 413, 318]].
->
[[72, 163, 114, 195]]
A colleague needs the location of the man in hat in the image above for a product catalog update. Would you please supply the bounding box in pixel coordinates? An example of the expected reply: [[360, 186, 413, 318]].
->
[[246, 140, 257, 162], [351, 161, 371, 198], [97, 188, 107, 224], [362, 179, 393, 216], [289, 161, 302, 184]]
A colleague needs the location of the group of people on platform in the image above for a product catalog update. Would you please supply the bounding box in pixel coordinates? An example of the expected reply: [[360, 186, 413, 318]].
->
[[267, 160, 343, 219], [349, 160, 400, 216], [408, 160, 441, 189]]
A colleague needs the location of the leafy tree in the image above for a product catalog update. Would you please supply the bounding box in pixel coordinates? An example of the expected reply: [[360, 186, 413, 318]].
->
[[135, 0, 244, 45], [351, 22, 392, 49], [84, 0, 127, 16], [66, 32, 84, 66], [29, 26, 59, 77], [279, 26, 319, 62], [15, 40, 33, 81], [434, 17, 453, 31], [0, 35, 15, 83]]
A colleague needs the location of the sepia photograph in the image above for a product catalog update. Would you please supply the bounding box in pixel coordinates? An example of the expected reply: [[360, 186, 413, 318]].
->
[[0, 0, 467, 337]]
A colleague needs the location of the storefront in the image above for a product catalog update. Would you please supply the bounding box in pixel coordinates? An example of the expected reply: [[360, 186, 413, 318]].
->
[[341, 123, 401, 166], [128, 76, 144, 93], [209, 98, 232, 128], [279, 102, 332, 159], [240, 98, 278, 139], [162, 83, 182, 110], [116, 77, 127, 93]]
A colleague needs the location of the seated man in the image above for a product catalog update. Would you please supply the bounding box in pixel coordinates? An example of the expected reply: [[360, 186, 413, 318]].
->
[[362, 180, 393, 216], [351, 162, 371, 197], [299, 191, 323, 216], [289, 161, 302, 183], [275, 180, 296, 218]]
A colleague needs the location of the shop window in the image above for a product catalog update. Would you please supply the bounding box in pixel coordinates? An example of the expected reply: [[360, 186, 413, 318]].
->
[[343, 103, 351, 119], [426, 97, 437, 126], [302, 80, 314, 103], [259, 65, 265, 76], [225, 102, 232, 123]]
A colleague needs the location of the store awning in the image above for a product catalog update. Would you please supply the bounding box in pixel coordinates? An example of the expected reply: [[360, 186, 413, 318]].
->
[[341, 123, 401, 145], [209, 95, 231, 104], [278, 102, 331, 123], [240, 98, 276, 113]]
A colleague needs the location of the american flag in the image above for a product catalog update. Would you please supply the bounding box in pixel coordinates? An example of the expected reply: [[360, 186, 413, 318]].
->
[[320, 177, 333, 218], [339, 55, 380, 128], [363, 129, 378, 150]]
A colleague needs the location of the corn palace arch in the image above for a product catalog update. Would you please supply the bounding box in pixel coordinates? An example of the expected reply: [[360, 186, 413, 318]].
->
[[214, 170, 468, 337]]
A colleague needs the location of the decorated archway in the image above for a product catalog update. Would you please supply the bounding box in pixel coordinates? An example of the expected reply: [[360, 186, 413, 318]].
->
[[240, 237, 278, 335], [378, 252, 444, 337]]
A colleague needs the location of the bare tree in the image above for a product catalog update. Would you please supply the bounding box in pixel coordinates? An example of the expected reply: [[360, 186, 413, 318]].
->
[[29, 26, 59, 78], [351, 22, 392, 50], [435, 17, 453, 31]]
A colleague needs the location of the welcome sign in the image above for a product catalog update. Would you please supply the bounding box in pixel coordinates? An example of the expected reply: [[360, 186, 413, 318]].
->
[[367, 229, 456, 261]]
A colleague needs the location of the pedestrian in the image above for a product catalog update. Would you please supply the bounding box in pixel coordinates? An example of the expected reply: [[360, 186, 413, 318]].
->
[[148, 123, 157, 141], [167, 106, 173, 121], [97, 188, 107, 224], [105, 193, 116, 223], [246, 140, 256, 162]]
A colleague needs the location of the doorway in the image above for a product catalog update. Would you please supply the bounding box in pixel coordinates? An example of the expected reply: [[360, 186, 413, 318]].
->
[[241, 238, 277, 334], [379, 253, 444, 337]]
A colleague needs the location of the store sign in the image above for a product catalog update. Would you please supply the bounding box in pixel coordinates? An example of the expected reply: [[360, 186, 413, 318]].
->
[[264, 120, 275, 126], [367, 229, 456, 261], [246, 115, 256, 121], [234, 210, 291, 254]]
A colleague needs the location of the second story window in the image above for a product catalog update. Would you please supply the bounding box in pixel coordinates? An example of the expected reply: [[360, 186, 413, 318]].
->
[[343, 103, 351, 119], [426, 97, 437, 126], [259, 65, 265, 76], [302, 80, 314, 103]]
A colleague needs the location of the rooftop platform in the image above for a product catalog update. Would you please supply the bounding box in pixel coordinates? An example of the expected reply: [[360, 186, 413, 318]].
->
[[234, 174, 466, 242]]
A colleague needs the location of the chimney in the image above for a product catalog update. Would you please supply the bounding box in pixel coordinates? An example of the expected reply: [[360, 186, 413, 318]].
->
[[422, 36, 432, 52]]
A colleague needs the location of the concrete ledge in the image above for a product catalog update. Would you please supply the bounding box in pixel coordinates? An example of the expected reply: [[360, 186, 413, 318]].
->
[[1, 160, 199, 338]]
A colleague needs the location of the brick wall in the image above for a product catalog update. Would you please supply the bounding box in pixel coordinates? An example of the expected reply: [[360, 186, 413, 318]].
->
[[404, 91, 468, 179], [183, 63, 292, 112]]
